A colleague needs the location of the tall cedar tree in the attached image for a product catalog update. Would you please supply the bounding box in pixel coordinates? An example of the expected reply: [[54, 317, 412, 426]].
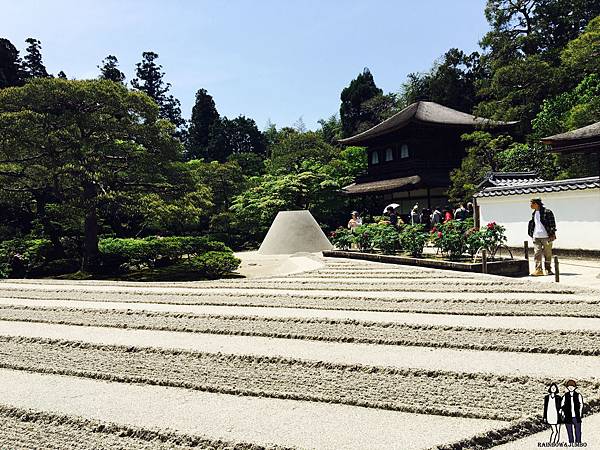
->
[[23, 38, 50, 78], [131, 51, 185, 129], [186, 88, 219, 160], [340, 68, 383, 137], [0, 38, 25, 88], [98, 55, 125, 83]]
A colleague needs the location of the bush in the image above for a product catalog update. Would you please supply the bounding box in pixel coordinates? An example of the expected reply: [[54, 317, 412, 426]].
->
[[98, 236, 231, 271], [185, 251, 241, 279], [352, 224, 375, 252], [430, 220, 471, 260], [0, 238, 53, 278], [399, 225, 429, 257], [370, 224, 400, 254], [329, 227, 353, 250], [467, 222, 508, 259]]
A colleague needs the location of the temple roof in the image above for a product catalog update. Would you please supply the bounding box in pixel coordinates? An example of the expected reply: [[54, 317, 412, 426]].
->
[[476, 171, 544, 190], [542, 121, 600, 142], [342, 175, 422, 195], [541, 121, 600, 153], [475, 176, 600, 197], [339, 101, 517, 145]]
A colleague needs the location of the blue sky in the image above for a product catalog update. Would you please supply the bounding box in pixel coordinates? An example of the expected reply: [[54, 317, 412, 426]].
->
[[2, 0, 490, 130]]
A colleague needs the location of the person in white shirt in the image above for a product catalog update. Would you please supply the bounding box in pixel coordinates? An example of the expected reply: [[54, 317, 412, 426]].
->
[[527, 198, 557, 276], [543, 383, 562, 443], [347, 211, 362, 230], [560, 380, 584, 444]]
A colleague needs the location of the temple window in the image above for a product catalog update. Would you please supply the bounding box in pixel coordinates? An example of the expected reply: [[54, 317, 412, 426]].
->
[[400, 144, 409, 158], [371, 151, 379, 164], [385, 148, 394, 161]]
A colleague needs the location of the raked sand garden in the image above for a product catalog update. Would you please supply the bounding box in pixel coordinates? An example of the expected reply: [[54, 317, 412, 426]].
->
[[0, 256, 599, 449]]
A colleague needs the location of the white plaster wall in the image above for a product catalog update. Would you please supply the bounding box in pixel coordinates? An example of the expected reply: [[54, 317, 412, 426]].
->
[[477, 189, 600, 251]]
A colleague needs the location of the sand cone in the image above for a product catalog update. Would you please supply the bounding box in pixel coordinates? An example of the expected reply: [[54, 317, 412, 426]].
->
[[258, 210, 333, 255]]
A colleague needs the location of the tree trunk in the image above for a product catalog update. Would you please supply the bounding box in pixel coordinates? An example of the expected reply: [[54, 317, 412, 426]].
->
[[35, 194, 66, 259], [81, 183, 100, 272]]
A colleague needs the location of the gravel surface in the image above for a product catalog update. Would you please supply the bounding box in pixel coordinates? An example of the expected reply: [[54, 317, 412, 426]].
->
[[2, 305, 600, 355], [0, 405, 267, 450], [3, 321, 599, 380], [3, 335, 585, 421], [4, 298, 600, 331], [0, 369, 505, 450], [1, 257, 599, 449]]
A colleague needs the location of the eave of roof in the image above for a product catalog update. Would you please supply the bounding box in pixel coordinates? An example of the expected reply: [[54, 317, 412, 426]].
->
[[342, 175, 422, 195], [476, 171, 543, 190], [541, 121, 600, 144], [339, 101, 518, 145], [474, 176, 600, 197]]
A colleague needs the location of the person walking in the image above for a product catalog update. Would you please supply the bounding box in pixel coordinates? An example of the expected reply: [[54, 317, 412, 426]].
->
[[443, 206, 453, 223], [420, 208, 432, 231], [561, 380, 584, 444], [410, 204, 420, 225], [528, 198, 557, 276], [431, 206, 443, 226], [385, 206, 399, 227], [543, 383, 562, 444], [454, 203, 468, 221]]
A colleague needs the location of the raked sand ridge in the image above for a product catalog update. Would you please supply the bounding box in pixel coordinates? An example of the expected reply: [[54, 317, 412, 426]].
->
[[0, 257, 599, 449]]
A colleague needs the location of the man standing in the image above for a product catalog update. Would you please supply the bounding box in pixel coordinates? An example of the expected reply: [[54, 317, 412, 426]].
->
[[561, 380, 584, 444], [528, 198, 556, 276]]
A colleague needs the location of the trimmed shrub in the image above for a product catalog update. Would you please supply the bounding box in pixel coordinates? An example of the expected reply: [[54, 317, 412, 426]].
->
[[0, 238, 53, 278], [185, 251, 241, 279], [98, 236, 232, 271], [399, 225, 429, 257]]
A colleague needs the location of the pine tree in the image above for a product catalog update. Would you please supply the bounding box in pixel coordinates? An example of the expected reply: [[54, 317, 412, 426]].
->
[[0, 38, 25, 88], [98, 55, 125, 83], [131, 51, 185, 129], [340, 68, 383, 137], [23, 38, 50, 78], [186, 88, 220, 160]]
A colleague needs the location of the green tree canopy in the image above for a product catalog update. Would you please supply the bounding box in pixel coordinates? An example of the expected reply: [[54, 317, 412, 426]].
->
[[400, 49, 482, 113], [268, 130, 338, 173], [131, 51, 185, 130], [23, 38, 50, 78], [0, 78, 183, 271], [561, 15, 600, 76], [186, 88, 220, 160], [206, 115, 266, 162], [98, 55, 126, 83], [340, 68, 384, 137], [0, 38, 25, 88]]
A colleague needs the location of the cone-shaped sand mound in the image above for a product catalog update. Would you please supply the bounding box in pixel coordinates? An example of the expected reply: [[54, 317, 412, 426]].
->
[[258, 210, 333, 254]]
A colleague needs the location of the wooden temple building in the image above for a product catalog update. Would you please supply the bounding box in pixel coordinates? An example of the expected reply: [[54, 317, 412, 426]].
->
[[340, 101, 516, 215]]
